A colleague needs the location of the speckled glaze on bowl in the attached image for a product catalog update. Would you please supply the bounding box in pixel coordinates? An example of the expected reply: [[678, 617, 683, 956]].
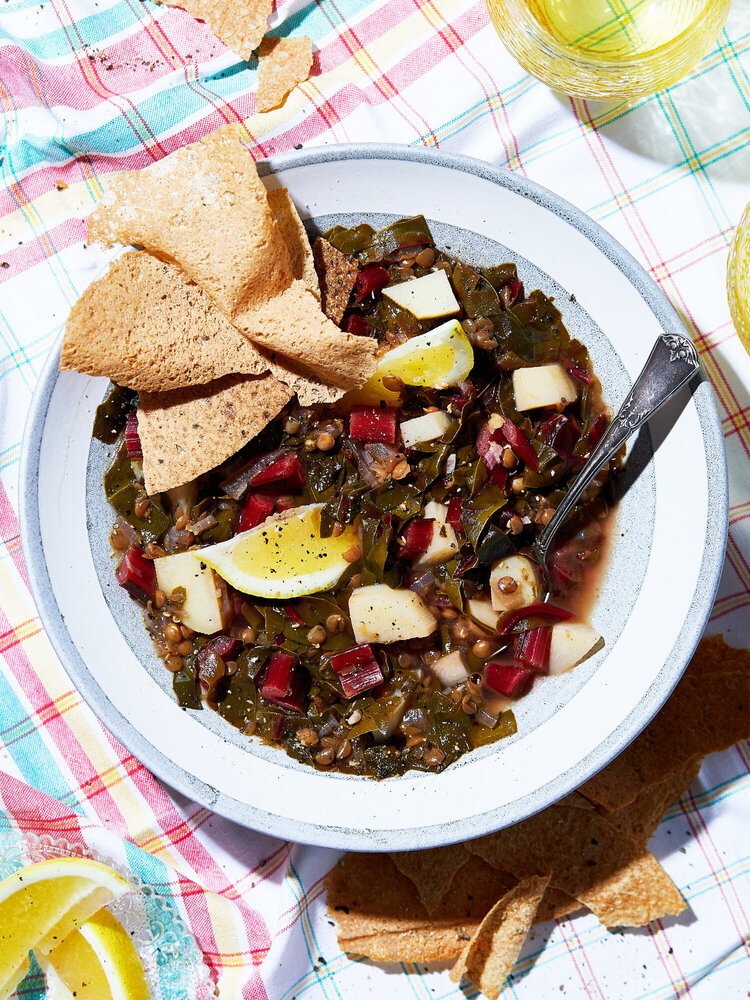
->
[[20, 145, 727, 851]]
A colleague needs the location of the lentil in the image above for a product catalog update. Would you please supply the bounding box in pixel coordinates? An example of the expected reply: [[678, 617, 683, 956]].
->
[[502, 447, 518, 469], [392, 461, 410, 480], [225, 659, 239, 676], [497, 576, 518, 595], [175, 513, 190, 531], [314, 748, 335, 767], [284, 416, 301, 434], [335, 739, 352, 760], [164, 622, 182, 644], [298, 727, 319, 747], [176, 640, 193, 656], [153, 589, 167, 610], [134, 495, 151, 519], [414, 247, 436, 268], [509, 515, 524, 536], [316, 431, 335, 451], [240, 627, 256, 644], [382, 374, 405, 393], [307, 625, 327, 645], [472, 638, 495, 658], [326, 613, 346, 633], [165, 655, 183, 673], [343, 544, 362, 563]]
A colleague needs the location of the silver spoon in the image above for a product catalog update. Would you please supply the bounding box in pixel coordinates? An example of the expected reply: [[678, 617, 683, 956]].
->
[[532, 333, 702, 584]]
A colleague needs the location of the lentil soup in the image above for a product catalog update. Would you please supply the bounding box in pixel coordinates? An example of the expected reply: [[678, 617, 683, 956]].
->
[[96, 215, 618, 779]]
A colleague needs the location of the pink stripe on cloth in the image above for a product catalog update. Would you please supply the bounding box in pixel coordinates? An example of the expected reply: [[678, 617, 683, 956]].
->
[[0, 770, 271, 993]]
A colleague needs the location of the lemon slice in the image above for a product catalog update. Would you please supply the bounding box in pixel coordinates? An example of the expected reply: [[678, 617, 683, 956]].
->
[[195, 503, 359, 599], [374, 318, 474, 398], [0, 858, 130, 999], [728, 202, 750, 350], [40, 908, 149, 1000]]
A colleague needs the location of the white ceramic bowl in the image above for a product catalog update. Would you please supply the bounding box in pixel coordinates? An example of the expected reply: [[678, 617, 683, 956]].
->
[[20, 145, 727, 850]]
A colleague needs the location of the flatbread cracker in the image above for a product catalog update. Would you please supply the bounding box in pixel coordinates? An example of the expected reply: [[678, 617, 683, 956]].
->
[[267, 187, 319, 296], [450, 875, 550, 999], [535, 887, 582, 923], [153, 0, 273, 60], [257, 36, 313, 113], [326, 853, 516, 963], [138, 374, 292, 494], [389, 844, 473, 914], [313, 238, 358, 324], [88, 126, 294, 318], [237, 280, 377, 390], [602, 757, 702, 845], [580, 637, 750, 811], [466, 802, 685, 928], [60, 253, 279, 392], [89, 128, 376, 390]]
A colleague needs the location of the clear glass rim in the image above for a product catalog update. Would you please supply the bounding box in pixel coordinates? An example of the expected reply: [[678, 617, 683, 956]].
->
[[491, 0, 732, 75]]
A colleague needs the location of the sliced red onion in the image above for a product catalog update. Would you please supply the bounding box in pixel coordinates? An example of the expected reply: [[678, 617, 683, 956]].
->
[[408, 570, 436, 596], [474, 708, 498, 729], [188, 513, 218, 537], [112, 515, 140, 548], [164, 525, 195, 552]]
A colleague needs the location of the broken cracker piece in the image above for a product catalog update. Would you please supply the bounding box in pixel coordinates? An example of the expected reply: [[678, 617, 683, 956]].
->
[[313, 238, 358, 324], [138, 374, 292, 495], [154, 0, 273, 61], [389, 844, 473, 915], [88, 126, 294, 318], [237, 279, 377, 390], [580, 636, 750, 812], [257, 36, 313, 113], [450, 875, 550, 999], [467, 801, 685, 928], [326, 852, 516, 963], [267, 187, 319, 297]]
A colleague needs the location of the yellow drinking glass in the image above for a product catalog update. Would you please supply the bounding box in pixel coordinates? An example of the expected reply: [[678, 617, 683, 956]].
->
[[486, 0, 732, 101], [728, 203, 750, 352]]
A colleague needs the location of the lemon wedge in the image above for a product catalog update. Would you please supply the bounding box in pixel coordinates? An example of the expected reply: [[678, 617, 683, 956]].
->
[[369, 319, 474, 402], [194, 503, 359, 599], [728, 202, 750, 351], [40, 908, 149, 1000], [0, 858, 130, 999]]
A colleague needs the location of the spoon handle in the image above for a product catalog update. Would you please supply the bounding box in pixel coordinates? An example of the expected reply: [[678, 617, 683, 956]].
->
[[534, 334, 701, 567]]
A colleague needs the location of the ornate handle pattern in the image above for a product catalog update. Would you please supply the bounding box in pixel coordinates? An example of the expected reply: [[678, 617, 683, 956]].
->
[[534, 334, 701, 570]]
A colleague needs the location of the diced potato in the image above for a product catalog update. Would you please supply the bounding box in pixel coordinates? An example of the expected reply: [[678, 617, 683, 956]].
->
[[154, 551, 228, 634], [382, 270, 460, 319], [348, 584, 438, 645], [400, 410, 453, 450], [513, 364, 578, 412], [416, 501, 460, 568], [490, 555, 542, 612], [466, 597, 500, 633], [429, 650, 469, 687], [549, 623, 601, 675]]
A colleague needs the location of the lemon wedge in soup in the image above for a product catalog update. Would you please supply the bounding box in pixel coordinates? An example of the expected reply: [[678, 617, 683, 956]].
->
[[194, 503, 358, 599], [376, 319, 473, 391]]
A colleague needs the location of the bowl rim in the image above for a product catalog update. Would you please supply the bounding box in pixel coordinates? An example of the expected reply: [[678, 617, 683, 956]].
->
[[20, 143, 728, 850]]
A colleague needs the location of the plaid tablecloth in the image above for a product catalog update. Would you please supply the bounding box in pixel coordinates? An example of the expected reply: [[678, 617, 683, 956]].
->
[[2, 1, 750, 997]]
